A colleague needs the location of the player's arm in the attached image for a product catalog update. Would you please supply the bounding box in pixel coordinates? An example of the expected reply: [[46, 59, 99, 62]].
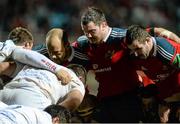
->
[[154, 27, 180, 43], [159, 38, 180, 68], [0, 61, 16, 76], [58, 69, 85, 111], [147, 27, 180, 43], [11, 48, 73, 84], [59, 90, 84, 112], [0, 40, 17, 62]]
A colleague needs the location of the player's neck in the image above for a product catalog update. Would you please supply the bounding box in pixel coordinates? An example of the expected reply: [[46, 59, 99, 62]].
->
[[102, 26, 110, 42], [149, 37, 154, 57], [65, 46, 72, 61]]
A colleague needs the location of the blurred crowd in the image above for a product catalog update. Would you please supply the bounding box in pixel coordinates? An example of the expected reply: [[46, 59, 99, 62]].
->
[[0, 0, 179, 44]]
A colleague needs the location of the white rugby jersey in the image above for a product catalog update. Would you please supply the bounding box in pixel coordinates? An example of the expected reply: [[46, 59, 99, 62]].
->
[[5, 64, 85, 105], [0, 40, 16, 62], [0, 104, 52, 124], [0, 41, 85, 108]]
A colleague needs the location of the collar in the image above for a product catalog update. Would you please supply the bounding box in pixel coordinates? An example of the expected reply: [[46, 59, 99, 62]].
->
[[67, 46, 74, 62], [152, 37, 157, 57], [103, 27, 112, 42]]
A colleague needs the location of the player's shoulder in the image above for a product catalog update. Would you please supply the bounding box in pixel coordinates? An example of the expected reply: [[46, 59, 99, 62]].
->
[[155, 37, 175, 56], [76, 35, 89, 48], [112, 27, 127, 32], [106, 27, 126, 44], [155, 37, 175, 47], [77, 35, 88, 43], [111, 27, 127, 34], [109, 27, 127, 40], [32, 43, 50, 58], [32, 44, 46, 51]]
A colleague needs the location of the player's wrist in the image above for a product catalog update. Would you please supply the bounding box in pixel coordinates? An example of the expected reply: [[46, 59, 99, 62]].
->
[[54, 65, 65, 73]]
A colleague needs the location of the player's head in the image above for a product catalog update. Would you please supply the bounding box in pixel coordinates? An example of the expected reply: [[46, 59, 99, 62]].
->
[[67, 64, 87, 86], [8, 27, 34, 49], [46, 28, 70, 64], [44, 104, 71, 123], [81, 7, 108, 44], [126, 25, 153, 59]]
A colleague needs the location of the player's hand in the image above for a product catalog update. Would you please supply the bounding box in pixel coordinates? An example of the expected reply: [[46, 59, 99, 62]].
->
[[142, 97, 154, 111], [176, 107, 180, 122], [158, 104, 170, 123], [56, 68, 72, 85]]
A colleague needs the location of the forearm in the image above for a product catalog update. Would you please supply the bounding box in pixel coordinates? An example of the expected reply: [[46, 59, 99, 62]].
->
[[154, 27, 180, 43], [12, 48, 85, 84], [59, 90, 84, 111], [0, 61, 16, 76]]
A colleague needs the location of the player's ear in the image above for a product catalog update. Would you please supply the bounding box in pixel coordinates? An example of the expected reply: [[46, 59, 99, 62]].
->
[[52, 116, 60, 123], [24, 41, 33, 49], [145, 37, 151, 44], [100, 21, 107, 28]]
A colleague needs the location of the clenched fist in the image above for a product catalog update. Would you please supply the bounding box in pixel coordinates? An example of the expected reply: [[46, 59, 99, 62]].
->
[[56, 68, 72, 85]]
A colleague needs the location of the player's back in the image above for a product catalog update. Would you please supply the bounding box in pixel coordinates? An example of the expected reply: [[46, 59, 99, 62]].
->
[[0, 105, 52, 124]]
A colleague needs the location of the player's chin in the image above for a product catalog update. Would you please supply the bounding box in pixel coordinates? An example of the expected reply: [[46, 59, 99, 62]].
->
[[89, 40, 95, 44], [54, 60, 63, 65], [89, 39, 97, 44], [139, 55, 147, 59]]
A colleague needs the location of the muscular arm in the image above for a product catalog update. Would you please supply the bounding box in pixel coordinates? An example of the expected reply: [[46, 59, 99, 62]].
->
[[59, 90, 84, 111], [0, 61, 16, 76], [58, 68, 85, 111], [154, 27, 180, 43]]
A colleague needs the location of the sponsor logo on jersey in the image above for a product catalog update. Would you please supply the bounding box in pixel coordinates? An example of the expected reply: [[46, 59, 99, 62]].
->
[[95, 67, 112, 73], [92, 64, 112, 73]]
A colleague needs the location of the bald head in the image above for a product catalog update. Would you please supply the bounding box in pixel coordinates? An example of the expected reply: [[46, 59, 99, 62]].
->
[[46, 28, 64, 45], [45, 28, 69, 64]]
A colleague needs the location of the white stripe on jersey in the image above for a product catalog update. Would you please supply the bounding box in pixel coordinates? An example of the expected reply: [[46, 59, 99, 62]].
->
[[111, 30, 126, 38], [74, 51, 89, 60], [157, 45, 173, 61]]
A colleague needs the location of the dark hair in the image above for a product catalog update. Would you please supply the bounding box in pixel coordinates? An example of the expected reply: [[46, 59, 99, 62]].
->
[[8, 27, 33, 45], [44, 104, 71, 123], [126, 25, 151, 45], [81, 6, 106, 26], [67, 64, 87, 85], [62, 30, 70, 46]]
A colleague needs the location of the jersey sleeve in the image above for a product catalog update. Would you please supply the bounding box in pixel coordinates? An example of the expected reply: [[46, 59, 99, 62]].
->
[[155, 37, 180, 68], [11, 48, 64, 73], [0, 40, 16, 62]]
